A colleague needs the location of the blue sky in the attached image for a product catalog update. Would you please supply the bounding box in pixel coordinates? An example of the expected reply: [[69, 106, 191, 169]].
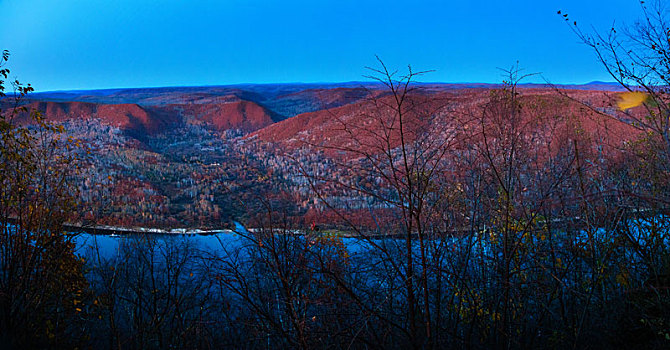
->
[[0, 0, 642, 91]]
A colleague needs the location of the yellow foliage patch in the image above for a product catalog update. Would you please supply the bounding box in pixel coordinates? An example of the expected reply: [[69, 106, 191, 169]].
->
[[617, 91, 649, 110]]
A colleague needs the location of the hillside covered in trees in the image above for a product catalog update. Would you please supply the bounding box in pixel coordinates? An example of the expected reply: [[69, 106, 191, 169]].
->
[[0, 82, 640, 231]]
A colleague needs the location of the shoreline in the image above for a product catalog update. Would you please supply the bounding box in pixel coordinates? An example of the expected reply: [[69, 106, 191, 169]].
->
[[63, 223, 234, 236]]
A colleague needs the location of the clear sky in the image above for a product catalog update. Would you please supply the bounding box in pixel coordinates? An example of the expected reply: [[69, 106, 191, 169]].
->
[[0, 0, 643, 92]]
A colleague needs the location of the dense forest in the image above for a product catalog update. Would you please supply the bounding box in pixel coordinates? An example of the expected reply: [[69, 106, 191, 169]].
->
[[2, 2, 670, 349]]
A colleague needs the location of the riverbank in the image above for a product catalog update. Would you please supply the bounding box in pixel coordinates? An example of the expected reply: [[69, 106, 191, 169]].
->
[[63, 223, 233, 236]]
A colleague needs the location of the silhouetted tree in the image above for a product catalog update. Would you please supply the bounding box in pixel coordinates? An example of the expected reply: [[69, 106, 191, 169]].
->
[[0, 50, 92, 348]]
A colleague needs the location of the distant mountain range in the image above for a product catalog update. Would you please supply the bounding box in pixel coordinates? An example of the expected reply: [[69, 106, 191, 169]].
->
[[29, 81, 625, 103], [8, 81, 624, 138]]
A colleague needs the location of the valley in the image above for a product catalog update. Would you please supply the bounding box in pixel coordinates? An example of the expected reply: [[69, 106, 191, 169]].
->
[[6, 82, 638, 231]]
